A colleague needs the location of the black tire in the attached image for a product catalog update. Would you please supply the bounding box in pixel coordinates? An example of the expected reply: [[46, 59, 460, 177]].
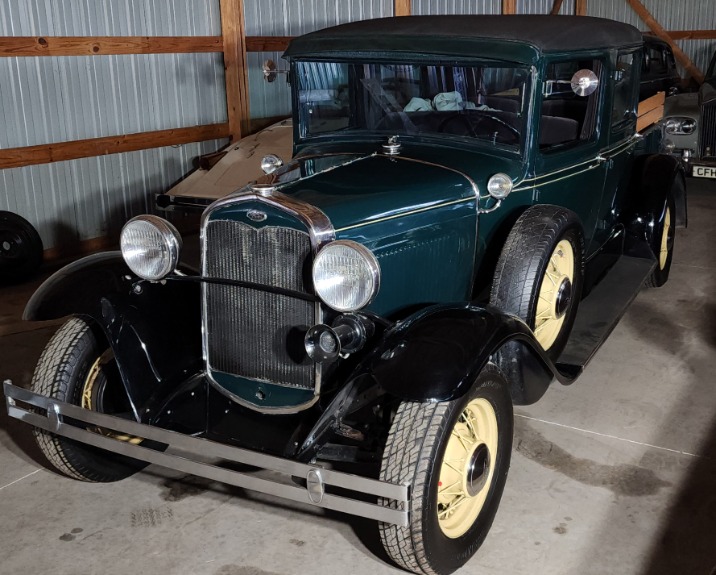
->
[[490, 205, 584, 359], [0, 211, 43, 283], [645, 181, 677, 288], [32, 317, 147, 482], [379, 363, 513, 575]]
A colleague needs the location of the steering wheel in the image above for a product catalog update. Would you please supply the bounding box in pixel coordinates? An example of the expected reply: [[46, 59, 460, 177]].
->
[[473, 114, 521, 143], [437, 113, 479, 137]]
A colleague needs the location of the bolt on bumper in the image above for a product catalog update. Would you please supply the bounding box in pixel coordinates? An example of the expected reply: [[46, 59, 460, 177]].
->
[[3, 380, 409, 527]]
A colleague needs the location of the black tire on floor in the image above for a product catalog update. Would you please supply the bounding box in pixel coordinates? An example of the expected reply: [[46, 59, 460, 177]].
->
[[32, 317, 148, 482], [379, 363, 513, 575], [0, 211, 43, 283], [490, 205, 584, 359], [645, 179, 678, 288]]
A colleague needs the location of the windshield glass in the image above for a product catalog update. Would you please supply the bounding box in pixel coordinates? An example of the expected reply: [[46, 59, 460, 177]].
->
[[295, 61, 530, 151]]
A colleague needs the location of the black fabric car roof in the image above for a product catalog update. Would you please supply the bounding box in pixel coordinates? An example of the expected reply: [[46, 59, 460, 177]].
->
[[284, 15, 643, 61]]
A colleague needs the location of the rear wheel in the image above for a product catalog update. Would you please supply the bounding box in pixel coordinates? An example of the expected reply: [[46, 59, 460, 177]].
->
[[32, 317, 146, 482], [645, 182, 677, 288], [379, 363, 513, 575]]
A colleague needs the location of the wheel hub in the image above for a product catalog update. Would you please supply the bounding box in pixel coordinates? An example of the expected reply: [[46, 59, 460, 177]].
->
[[554, 277, 572, 319], [465, 442, 491, 497]]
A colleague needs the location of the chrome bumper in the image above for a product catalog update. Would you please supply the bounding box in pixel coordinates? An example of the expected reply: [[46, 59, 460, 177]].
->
[[3, 380, 409, 526]]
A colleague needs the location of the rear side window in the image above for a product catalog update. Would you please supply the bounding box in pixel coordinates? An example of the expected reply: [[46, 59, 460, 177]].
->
[[540, 59, 603, 151], [612, 51, 639, 129]]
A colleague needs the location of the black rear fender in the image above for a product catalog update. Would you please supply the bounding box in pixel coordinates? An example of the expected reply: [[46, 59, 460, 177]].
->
[[629, 154, 687, 229], [352, 304, 557, 406]]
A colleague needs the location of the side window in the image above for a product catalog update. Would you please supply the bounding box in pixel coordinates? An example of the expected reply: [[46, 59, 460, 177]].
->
[[540, 59, 603, 151], [612, 51, 638, 128]]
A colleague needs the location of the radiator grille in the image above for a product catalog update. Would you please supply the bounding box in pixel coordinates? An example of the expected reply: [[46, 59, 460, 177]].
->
[[204, 219, 315, 390], [701, 100, 716, 159]]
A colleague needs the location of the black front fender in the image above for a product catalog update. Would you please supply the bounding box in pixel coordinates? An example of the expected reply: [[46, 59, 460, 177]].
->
[[352, 304, 560, 405], [24, 252, 202, 421]]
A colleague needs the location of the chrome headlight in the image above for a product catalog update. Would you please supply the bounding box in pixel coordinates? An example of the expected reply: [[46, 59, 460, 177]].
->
[[664, 117, 697, 135], [120, 215, 182, 281], [487, 173, 513, 200], [312, 241, 380, 312]]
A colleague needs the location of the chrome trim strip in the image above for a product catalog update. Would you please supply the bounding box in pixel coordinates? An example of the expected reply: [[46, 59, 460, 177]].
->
[[512, 138, 638, 192], [200, 189, 336, 414], [4, 382, 409, 526]]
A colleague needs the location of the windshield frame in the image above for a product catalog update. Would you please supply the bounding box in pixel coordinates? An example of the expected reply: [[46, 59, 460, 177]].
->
[[290, 57, 534, 156]]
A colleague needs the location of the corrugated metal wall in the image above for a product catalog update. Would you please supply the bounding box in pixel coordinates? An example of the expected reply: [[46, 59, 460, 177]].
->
[[0, 0, 228, 250]]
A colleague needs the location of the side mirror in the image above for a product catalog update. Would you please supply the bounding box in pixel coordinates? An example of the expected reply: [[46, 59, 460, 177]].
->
[[262, 59, 289, 83], [570, 69, 599, 96]]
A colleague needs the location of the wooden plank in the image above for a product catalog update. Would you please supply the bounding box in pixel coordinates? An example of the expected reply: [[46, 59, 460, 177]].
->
[[636, 104, 663, 132], [246, 36, 293, 52], [0, 36, 222, 57], [550, 0, 565, 15], [502, 0, 517, 14], [637, 91, 665, 116], [395, 0, 411, 16], [625, 0, 704, 84], [220, 0, 250, 141], [663, 30, 716, 41], [575, 0, 587, 15], [0, 123, 231, 170]]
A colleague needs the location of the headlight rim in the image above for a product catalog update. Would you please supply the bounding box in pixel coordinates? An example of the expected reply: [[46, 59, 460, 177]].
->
[[120, 215, 182, 281], [312, 240, 381, 312]]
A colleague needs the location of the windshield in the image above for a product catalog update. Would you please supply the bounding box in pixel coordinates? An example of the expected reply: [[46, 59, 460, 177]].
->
[[295, 61, 530, 151]]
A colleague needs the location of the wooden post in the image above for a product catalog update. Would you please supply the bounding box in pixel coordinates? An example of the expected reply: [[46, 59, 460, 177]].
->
[[575, 0, 587, 15], [220, 0, 250, 141], [625, 0, 704, 83], [502, 0, 517, 14], [395, 0, 411, 16], [550, 0, 564, 15]]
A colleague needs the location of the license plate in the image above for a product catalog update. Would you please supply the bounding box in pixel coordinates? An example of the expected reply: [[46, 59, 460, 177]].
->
[[693, 165, 716, 178]]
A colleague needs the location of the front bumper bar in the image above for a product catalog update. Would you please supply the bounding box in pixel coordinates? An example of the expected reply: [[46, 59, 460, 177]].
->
[[4, 381, 409, 526]]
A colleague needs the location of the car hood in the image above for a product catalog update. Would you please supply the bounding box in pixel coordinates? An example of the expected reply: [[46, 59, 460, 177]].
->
[[247, 144, 520, 231]]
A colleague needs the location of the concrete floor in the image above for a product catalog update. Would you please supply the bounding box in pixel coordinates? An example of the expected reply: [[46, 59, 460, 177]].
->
[[1, 180, 715, 575]]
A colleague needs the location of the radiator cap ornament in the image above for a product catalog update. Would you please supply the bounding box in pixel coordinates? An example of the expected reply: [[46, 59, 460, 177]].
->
[[251, 183, 276, 196]]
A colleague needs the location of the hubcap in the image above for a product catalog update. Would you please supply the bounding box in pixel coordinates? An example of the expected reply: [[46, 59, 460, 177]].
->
[[534, 239, 575, 350], [659, 206, 671, 270], [437, 398, 499, 539], [82, 351, 142, 445]]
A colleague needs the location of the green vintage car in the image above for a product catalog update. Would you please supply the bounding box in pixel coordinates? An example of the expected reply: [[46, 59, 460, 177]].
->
[[5, 15, 686, 575]]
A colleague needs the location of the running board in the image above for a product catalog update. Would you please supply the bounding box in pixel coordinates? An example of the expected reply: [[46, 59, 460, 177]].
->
[[555, 254, 656, 379]]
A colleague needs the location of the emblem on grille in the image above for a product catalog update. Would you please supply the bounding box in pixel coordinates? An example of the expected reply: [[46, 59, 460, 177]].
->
[[247, 210, 268, 222]]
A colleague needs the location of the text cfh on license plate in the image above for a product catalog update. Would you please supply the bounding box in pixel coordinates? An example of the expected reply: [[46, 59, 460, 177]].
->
[[693, 165, 716, 179]]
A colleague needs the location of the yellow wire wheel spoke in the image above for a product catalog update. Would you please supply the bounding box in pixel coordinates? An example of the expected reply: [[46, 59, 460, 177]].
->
[[437, 398, 499, 538], [534, 239, 575, 351], [81, 349, 142, 445]]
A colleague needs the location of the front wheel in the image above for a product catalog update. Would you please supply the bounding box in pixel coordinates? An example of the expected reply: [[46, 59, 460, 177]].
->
[[379, 363, 513, 575], [32, 317, 147, 482]]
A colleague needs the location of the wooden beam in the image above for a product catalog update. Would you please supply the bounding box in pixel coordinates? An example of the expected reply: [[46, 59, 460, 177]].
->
[[245, 36, 293, 52], [550, 0, 565, 15], [395, 0, 411, 16], [502, 0, 517, 14], [575, 0, 587, 15], [220, 0, 250, 141], [0, 123, 231, 170], [625, 0, 704, 83], [0, 36, 222, 57], [664, 30, 716, 41]]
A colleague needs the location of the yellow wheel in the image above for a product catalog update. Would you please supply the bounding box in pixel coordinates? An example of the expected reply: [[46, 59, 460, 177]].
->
[[437, 397, 499, 538], [491, 205, 583, 359], [658, 206, 671, 270], [379, 364, 513, 575], [534, 239, 575, 351], [81, 351, 143, 445], [646, 185, 678, 288]]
